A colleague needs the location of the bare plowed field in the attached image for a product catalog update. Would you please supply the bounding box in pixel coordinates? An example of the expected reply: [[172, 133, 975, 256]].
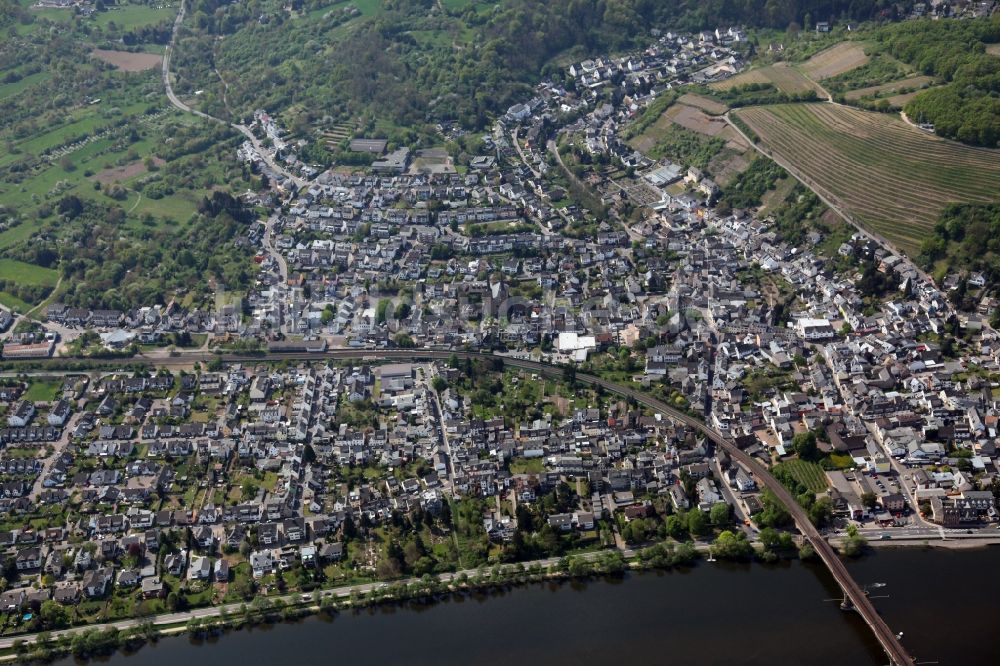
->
[[92, 49, 163, 72], [678, 93, 729, 115]]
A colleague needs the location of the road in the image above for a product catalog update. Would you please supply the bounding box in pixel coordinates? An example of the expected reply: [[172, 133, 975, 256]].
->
[[711, 455, 755, 538], [162, 3, 220, 125], [2, 347, 918, 662], [427, 364, 456, 493], [261, 213, 290, 333], [262, 214, 288, 284], [0, 547, 617, 652], [162, 3, 304, 190], [511, 128, 541, 179], [28, 411, 83, 501], [884, 453, 939, 532]]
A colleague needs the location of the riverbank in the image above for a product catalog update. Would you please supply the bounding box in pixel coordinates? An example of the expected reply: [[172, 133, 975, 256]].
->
[[836, 535, 1000, 550], [0, 549, 660, 664], [41, 559, 892, 666], [7, 532, 998, 664]]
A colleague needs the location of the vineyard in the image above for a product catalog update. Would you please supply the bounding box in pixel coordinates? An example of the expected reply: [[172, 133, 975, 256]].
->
[[779, 459, 829, 493], [709, 62, 822, 95], [734, 103, 1000, 254]]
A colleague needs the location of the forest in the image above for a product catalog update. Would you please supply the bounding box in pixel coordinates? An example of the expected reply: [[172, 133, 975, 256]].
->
[[876, 16, 1000, 146]]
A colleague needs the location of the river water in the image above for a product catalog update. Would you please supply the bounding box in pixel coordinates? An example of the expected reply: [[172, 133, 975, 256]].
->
[[54, 546, 997, 666]]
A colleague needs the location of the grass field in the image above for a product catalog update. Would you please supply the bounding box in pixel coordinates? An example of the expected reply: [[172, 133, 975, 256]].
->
[[27, 2, 175, 29], [782, 459, 829, 492], [306, 0, 383, 19], [0, 71, 51, 99], [799, 42, 870, 80], [23, 379, 61, 402], [0, 259, 58, 286], [843, 75, 935, 101], [735, 103, 1000, 254], [0, 292, 31, 311]]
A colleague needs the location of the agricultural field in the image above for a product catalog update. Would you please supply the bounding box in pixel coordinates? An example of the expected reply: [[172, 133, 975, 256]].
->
[[735, 103, 1000, 254], [884, 91, 922, 108], [781, 459, 829, 493], [843, 75, 935, 101], [988, 44, 1000, 56], [799, 42, 870, 80], [92, 49, 163, 72], [665, 104, 730, 138], [628, 94, 752, 186], [709, 62, 822, 95], [677, 93, 729, 115]]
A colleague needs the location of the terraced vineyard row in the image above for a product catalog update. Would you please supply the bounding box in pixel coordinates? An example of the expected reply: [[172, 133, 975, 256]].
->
[[735, 104, 1000, 254]]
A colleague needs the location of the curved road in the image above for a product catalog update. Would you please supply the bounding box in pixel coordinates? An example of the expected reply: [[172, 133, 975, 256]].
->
[[4, 347, 913, 663], [162, 3, 304, 189]]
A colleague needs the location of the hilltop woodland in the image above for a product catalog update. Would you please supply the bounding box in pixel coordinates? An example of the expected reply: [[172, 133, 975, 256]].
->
[[174, 0, 914, 136], [876, 16, 1000, 147]]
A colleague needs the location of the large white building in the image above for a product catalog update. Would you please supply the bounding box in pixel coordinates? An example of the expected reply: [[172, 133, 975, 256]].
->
[[796, 318, 835, 341]]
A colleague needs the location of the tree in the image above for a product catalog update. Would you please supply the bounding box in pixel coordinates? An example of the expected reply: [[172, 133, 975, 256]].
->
[[758, 489, 792, 528], [792, 431, 818, 461], [808, 496, 833, 528], [39, 600, 69, 629], [759, 527, 794, 552], [711, 530, 754, 561], [302, 443, 316, 464], [57, 195, 84, 219], [686, 509, 710, 538], [665, 514, 686, 540], [841, 525, 868, 557], [758, 527, 782, 550], [709, 502, 730, 526]]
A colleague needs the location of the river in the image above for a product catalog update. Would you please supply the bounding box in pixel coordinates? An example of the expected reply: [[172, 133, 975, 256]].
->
[[53, 546, 997, 666]]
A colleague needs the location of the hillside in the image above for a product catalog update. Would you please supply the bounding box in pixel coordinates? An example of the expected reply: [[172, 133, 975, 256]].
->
[[734, 103, 1000, 255], [170, 0, 913, 139], [0, 0, 256, 312], [875, 16, 1000, 147]]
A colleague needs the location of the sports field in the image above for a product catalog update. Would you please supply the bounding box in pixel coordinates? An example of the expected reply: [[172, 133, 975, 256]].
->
[[735, 103, 1000, 254]]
